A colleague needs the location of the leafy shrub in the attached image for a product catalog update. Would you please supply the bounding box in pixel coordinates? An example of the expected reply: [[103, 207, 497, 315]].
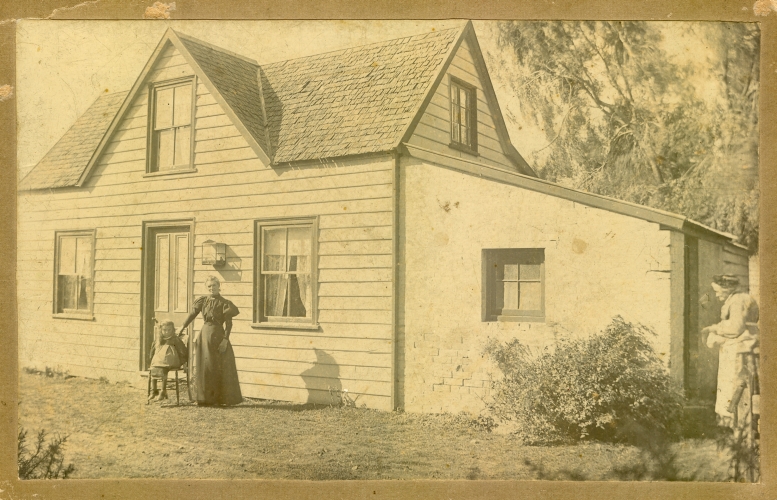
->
[[18, 427, 75, 479], [484, 316, 684, 444]]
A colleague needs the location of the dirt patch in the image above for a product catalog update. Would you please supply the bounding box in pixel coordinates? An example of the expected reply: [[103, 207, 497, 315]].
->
[[18, 372, 730, 480]]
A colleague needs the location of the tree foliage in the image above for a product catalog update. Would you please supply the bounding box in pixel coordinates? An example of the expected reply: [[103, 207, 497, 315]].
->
[[495, 21, 759, 252]]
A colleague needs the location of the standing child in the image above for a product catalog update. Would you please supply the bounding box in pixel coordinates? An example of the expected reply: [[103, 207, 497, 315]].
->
[[148, 320, 188, 402]]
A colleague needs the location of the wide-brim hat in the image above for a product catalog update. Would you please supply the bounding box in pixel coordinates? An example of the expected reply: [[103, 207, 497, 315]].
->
[[712, 274, 740, 290]]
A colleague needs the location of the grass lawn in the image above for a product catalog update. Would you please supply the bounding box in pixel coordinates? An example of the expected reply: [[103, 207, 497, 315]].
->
[[18, 371, 732, 480]]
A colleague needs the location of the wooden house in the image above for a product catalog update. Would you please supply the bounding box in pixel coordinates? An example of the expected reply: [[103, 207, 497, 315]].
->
[[18, 22, 751, 413]]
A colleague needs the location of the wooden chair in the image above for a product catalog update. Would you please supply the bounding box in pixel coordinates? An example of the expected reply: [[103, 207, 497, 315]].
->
[[147, 367, 181, 405], [146, 319, 189, 405]]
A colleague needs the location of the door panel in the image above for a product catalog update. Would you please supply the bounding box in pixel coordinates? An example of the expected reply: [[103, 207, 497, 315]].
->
[[142, 225, 191, 370], [174, 234, 189, 313]]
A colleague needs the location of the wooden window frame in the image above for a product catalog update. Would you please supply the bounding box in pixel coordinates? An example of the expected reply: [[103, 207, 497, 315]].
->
[[482, 248, 545, 322], [448, 75, 478, 155], [146, 76, 197, 175], [252, 217, 320, 330], [52, 229, 96, 320]]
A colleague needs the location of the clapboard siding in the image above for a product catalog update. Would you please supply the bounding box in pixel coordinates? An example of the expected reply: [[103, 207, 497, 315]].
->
[[233, 345, 391, 369], [236, 371, 391, 399], [232, 332, 391, 352], [19, 182, 390, 220], [408, 37, 517, 172], [17, 43, 395, 410], [233, 357, 391, 382], [237, 382, 389, 410], [85, 159, 389, 191]]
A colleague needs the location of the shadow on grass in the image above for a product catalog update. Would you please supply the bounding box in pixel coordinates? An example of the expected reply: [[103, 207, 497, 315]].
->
[[156, 399, 336, 412]]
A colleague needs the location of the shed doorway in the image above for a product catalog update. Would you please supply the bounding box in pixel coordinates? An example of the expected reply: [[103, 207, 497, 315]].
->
[[684, 236, 719, 405]]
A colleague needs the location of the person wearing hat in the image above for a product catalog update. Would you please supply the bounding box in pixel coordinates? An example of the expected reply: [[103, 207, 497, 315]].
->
[[701, 274, 759, 427]]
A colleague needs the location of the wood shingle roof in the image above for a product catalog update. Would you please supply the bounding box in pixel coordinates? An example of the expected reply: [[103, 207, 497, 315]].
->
[[175, 32, 271, 156], [260, 27, 460, 164], [19, 24, 476, 188], [19, 91, 128, 191]]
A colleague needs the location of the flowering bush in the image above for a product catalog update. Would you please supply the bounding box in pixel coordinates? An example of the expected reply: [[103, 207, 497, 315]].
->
[[484, 316, 684, 444]]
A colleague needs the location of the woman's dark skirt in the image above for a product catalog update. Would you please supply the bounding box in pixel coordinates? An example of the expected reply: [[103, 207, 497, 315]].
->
[[189, 322, 242, 405]]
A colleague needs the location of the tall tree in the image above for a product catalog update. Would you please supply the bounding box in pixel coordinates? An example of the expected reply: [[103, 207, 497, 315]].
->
[[494, 21, 759, 252]]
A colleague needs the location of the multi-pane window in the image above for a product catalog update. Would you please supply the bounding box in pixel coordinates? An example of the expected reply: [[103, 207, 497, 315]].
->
[[54, 231, 95, 316], [149, 79, 193, 172], [256, 220, 317, 324], [484, 249, 545, 321], [449, 77, 477, 152]]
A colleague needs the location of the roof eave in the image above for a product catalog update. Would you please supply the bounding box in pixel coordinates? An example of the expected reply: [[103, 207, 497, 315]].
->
[[401, 141, 718, 231], [679, 219, 738, 244]]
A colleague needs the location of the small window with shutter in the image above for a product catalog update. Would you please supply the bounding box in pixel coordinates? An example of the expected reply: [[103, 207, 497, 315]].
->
[[483, 249, 545, 322], [148, 78, 194, 173]]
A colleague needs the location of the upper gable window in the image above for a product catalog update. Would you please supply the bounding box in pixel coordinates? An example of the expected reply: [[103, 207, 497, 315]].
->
[[148, 78, 194, 173], [449, 76, 478, 154]]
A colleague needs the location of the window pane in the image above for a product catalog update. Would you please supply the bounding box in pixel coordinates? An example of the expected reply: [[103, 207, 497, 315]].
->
[[58, 275, 78, 311], [263, 228, 286, 271], [157, 129, 175, 171], [519, 282, 542, 310], [174, 126, 191, 166], [287, 227, 311, 272], [450, 84, 460, 143], [173, 84, 192, 126], [520, 264, 541, 281], [75, 237, 92, 275], [503, 280, 519, 310], [503, 264, 519, 281], [77, 277, 91, 310], [58, 236, 76, 275], [155, 87, 174, 130], [264, 274, 288, 317], [288, 274, 310, 318]]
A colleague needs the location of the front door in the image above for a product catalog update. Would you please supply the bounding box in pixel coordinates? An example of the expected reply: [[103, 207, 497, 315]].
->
[[142, 224, 192, 370]]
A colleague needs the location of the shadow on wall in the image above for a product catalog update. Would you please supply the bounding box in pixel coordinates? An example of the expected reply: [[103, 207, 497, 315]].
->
[[213, 245, 242, 282], [300, 348, 341, 405]]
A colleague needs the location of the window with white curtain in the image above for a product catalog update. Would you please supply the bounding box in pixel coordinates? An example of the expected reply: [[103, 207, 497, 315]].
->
[[255, 219, 317, 324], [54, 230, 95, 317]]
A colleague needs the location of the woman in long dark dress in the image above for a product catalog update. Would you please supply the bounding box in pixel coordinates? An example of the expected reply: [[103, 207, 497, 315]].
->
[[178, 276, 242, 406]]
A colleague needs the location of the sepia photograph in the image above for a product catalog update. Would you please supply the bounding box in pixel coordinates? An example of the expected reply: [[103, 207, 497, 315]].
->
[[15, 18, 761, 482]]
